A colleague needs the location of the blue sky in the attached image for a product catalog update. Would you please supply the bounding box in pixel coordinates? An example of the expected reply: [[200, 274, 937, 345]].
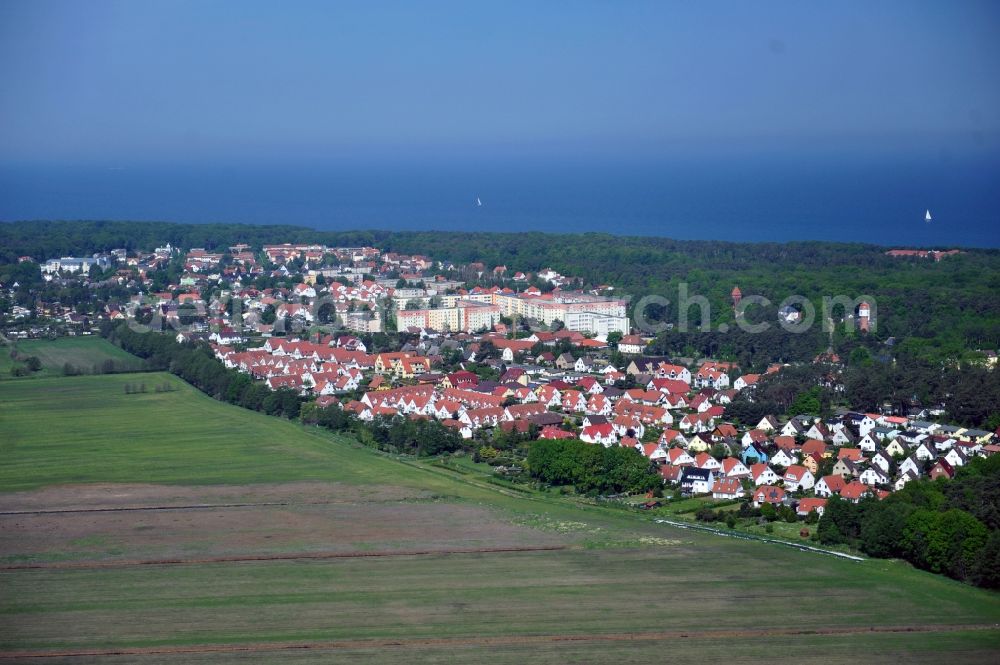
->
[[1, 0, 998, 164]]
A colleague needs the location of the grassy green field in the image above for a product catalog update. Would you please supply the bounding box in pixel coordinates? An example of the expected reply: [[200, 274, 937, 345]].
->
[[0, 335, 145, 379], [0, 373, 433, 490], [1, 373, 999, 662], [0, 347, 19, 377]]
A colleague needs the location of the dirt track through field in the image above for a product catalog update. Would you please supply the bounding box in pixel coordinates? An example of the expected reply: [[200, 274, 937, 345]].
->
[[0, 545, 569, 570], [2, 624, 997, 660], [0, 502, 295, 515], [0, 499, 400, 516]]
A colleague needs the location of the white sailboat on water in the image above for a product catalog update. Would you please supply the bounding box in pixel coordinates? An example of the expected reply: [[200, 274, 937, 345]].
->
[[925, 209, 932, 222], [476, 196, 482, 207]]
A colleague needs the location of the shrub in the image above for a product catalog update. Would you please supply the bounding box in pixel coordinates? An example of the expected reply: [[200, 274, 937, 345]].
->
[[695, 507, 717, 522]]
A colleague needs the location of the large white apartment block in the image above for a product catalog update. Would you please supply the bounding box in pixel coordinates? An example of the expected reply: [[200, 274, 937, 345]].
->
[[564, 310, 630, 337], [41, 255, 112, 275], [394, 290, 626, 334], [396, 301, 501, 333], [341, 311, 384, 333], [492, 292, 627, 326]]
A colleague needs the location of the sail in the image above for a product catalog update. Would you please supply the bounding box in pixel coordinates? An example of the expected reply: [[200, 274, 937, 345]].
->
[[925, 209, 932, 222]]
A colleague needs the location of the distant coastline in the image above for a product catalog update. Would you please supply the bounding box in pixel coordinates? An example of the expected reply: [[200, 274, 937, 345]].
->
[[1, 217, 996, 251], [1, 156, 998, 247], [0, 217, 994, 252]]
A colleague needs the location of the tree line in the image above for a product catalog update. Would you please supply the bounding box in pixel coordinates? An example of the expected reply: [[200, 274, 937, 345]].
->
[[527, 438, 661, 495], [103, 322, 303, 419], [300, 397, 466, 457], [104, 321, 468, 457], [817, 455, 1000, 589], [719, 354, 1000, 429]]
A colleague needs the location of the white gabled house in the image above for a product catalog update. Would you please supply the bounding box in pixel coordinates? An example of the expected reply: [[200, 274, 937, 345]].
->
[[770, 448, 799, 468], [782, 465, 815, 492], [694, 369, 729, 390], [858, 433, 880, 452], [898, 455, 921, 478], [741, 429, 769, 448], [805, 422, 831, 441], [913, 442, 936, 461], [694, 453, 722, 472], [870, 451, 893, 474], [680, 467, 715, 495], [712, 477, 745, 500], [580, 423, 617, 447], [831, 428, 857, 447], [859, 467, 890, 486], [756, 415, 781, 432], [637, 442, 669, 464], [884, 438, 906, 457], [655, 364, 692, 384], [612, 416, 645, 440], [749, 463, 780, 486], [720, 457, 751, 478], [894, 470, 919, 491], [658, 429, 688, 449], [814, 474, 846, 498], [535, 386, 562, 409], [858, 415, 877, 437], [780, 418, 808, 438], [459, 407, 503, 429], [665, 447, 695, 467], [944, 447, 968, 468], [934, 437, 957, 452]]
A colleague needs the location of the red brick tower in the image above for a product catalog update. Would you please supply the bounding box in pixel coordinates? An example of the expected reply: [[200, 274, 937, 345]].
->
[[858, 301, 871, 332]]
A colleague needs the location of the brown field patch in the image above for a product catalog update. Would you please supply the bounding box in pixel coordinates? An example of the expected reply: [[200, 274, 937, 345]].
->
[[0, 545, 570, 570], [1, 624, 996, 661], [0, 483, 570, 566], [0, 481, 430, 513]]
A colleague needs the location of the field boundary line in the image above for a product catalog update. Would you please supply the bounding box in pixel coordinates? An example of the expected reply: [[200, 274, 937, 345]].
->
[[2, 623, 997, 659], [0, 545, 568, 570], [0, 498, 420, 516], [400, 459, 541, 500], [654, 518, 865, 560], [0, 502, 293, 515]]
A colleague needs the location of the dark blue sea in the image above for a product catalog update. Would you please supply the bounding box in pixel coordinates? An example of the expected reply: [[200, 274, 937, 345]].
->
[[2, 153, 998, 247]]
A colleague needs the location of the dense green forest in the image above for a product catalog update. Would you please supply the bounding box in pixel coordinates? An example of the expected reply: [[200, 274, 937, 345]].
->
[[818, 455, 1000, 589], [3, 220, 999, 365], [719, 360, 1000, 430]]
